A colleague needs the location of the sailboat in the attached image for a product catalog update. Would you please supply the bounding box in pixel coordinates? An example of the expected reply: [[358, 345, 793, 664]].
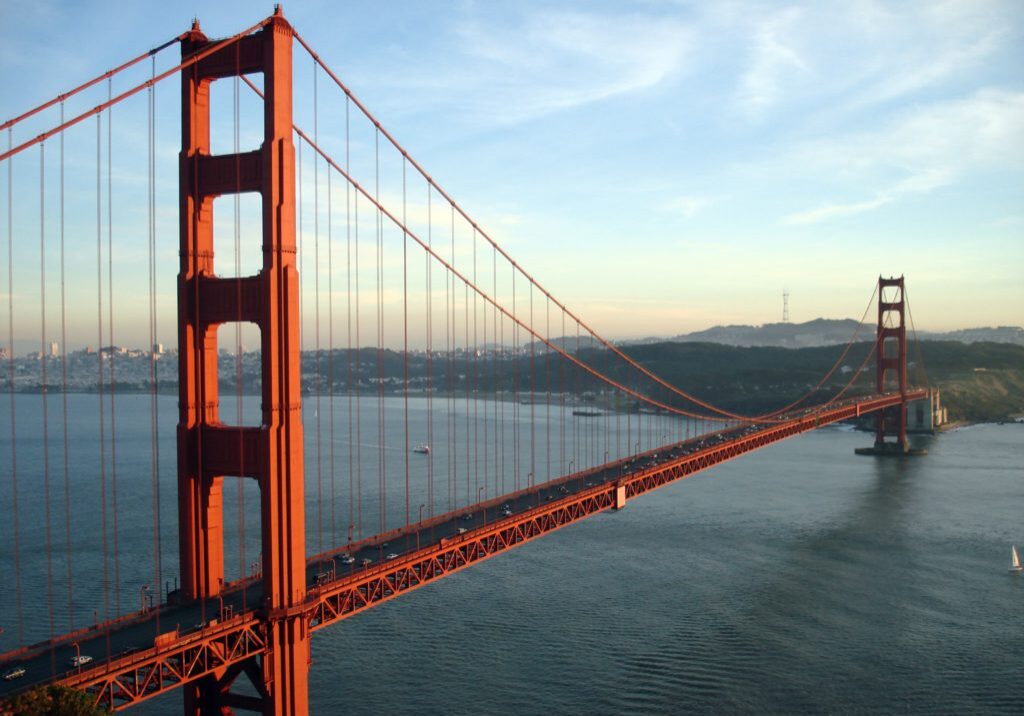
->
[[1011, 545, 1023, 573]]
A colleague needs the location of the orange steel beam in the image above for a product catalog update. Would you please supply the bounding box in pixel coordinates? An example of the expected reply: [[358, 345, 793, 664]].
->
[[875, 276, 909, 448], [36, 391, 924, 711], [177, 7, 307, 714], [59, 616, 266, 712]]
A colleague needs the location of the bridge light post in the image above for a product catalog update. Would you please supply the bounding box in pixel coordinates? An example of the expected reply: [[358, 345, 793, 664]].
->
[[417, 504, 425, 550], [140, 585, 150, 614], [72, 641, 80, 670], [217, 578, 224, 620]]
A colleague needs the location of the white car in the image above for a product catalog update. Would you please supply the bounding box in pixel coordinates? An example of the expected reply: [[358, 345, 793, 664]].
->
[[2, 667, 26, 681], [340, 555, 355, 565], [68, 654, 93, 668], [385, 553, 398, 561]]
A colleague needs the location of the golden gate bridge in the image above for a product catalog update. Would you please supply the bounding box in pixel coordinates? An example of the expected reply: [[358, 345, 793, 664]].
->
[[0, 8, 928, 714]]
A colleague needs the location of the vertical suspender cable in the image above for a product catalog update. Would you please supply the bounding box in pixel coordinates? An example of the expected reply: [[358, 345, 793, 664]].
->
[[345, 97, 354, 545], [354, 190, 362, 536], [375, 128, 385, 534], [147, 59, 163, 623], [529, 283, 535, 488], [6, 127, 23, 646], [426, 186, 433, 517], [106, 81, 121, 618], [40, 143, 56, 660], [574, 322, 579, 470], [402, 158, 409, 527], [314, 62, 323, 558], [450, 205, 459, 507], [329, 161, 337, 546], [511, 269, 517, 493], [59, 103, 74, 632], [470, 230, 477, 503], [493, 244, 498, 498], [445, 203, 452, 512], [546, 298, 551, 482], [95, 114, 110, 627], [465, 254, 471, 503], [481, 231, 488, 499], [0, 161, 15, 672], [561, 310, 566, 475]]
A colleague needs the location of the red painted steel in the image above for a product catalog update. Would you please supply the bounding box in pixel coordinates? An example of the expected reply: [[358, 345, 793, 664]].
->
[[46, 391, 923, 712], [177, 8, 308, 714], [874, 277, 909, 449], [0, 12, 930, 714], [59, 616, 266, 712], [0, 20, 272, 163]]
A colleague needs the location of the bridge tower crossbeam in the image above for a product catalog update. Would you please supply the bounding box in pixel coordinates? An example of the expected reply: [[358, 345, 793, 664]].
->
[[177, 8, 308, 714]]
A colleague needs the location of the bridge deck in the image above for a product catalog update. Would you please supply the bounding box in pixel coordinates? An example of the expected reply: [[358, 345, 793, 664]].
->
[[0, 391, 925, 710]]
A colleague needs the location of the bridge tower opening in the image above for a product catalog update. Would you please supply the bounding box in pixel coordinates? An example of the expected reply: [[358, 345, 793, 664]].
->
[[872, 276, 909, 453], [178, 8, 308, 714]]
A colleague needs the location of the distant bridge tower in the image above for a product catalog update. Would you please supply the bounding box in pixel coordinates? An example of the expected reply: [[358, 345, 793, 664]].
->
[[782, 289, 790, 323], [873, 276, 908, 451], [177, 8, 308, 714]]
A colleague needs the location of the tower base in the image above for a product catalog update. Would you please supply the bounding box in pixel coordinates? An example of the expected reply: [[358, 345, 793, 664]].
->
[[855, 442, 927, 457]]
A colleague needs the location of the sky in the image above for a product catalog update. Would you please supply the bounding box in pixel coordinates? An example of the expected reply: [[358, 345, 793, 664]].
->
[[1, 0, 1022, 351]]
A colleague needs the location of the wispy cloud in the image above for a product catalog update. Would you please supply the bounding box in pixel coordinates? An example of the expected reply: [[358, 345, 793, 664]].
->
[[784, 169, 953, 225], [665, 194, 713, 219], [734, 6, 809, 119], [782, 89, 1024, 224], [726, 0, 1011, 123], [368, 8, 692, 125]]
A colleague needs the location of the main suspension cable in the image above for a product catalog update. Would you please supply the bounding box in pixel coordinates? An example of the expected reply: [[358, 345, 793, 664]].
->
[[0, 32, 186, 132], [0, 19, 271, 163], [290, 30, 788, 424]]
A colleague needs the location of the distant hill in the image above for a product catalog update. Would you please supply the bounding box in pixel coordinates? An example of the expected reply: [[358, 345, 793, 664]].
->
[[669, 318, 867, 348], [524, 335, 604, 354], [622, 319, 1024, 349]]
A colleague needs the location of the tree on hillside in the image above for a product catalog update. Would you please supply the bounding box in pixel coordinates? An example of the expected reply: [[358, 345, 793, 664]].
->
[[0, 685, 108, 716]]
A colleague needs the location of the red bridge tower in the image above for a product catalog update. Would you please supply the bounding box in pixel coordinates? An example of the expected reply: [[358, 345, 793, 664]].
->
[[872, 275, 909, 453], [178, 8, 308, 714]]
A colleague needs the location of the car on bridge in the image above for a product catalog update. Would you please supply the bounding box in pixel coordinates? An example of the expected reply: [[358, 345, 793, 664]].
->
[[2, 666, 26, 681], [68, 655, 93, 668]]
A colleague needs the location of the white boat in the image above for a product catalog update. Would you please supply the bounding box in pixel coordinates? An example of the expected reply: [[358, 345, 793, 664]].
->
[[413, 444, 430, 455], [1011, 545, 1023, 573]]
